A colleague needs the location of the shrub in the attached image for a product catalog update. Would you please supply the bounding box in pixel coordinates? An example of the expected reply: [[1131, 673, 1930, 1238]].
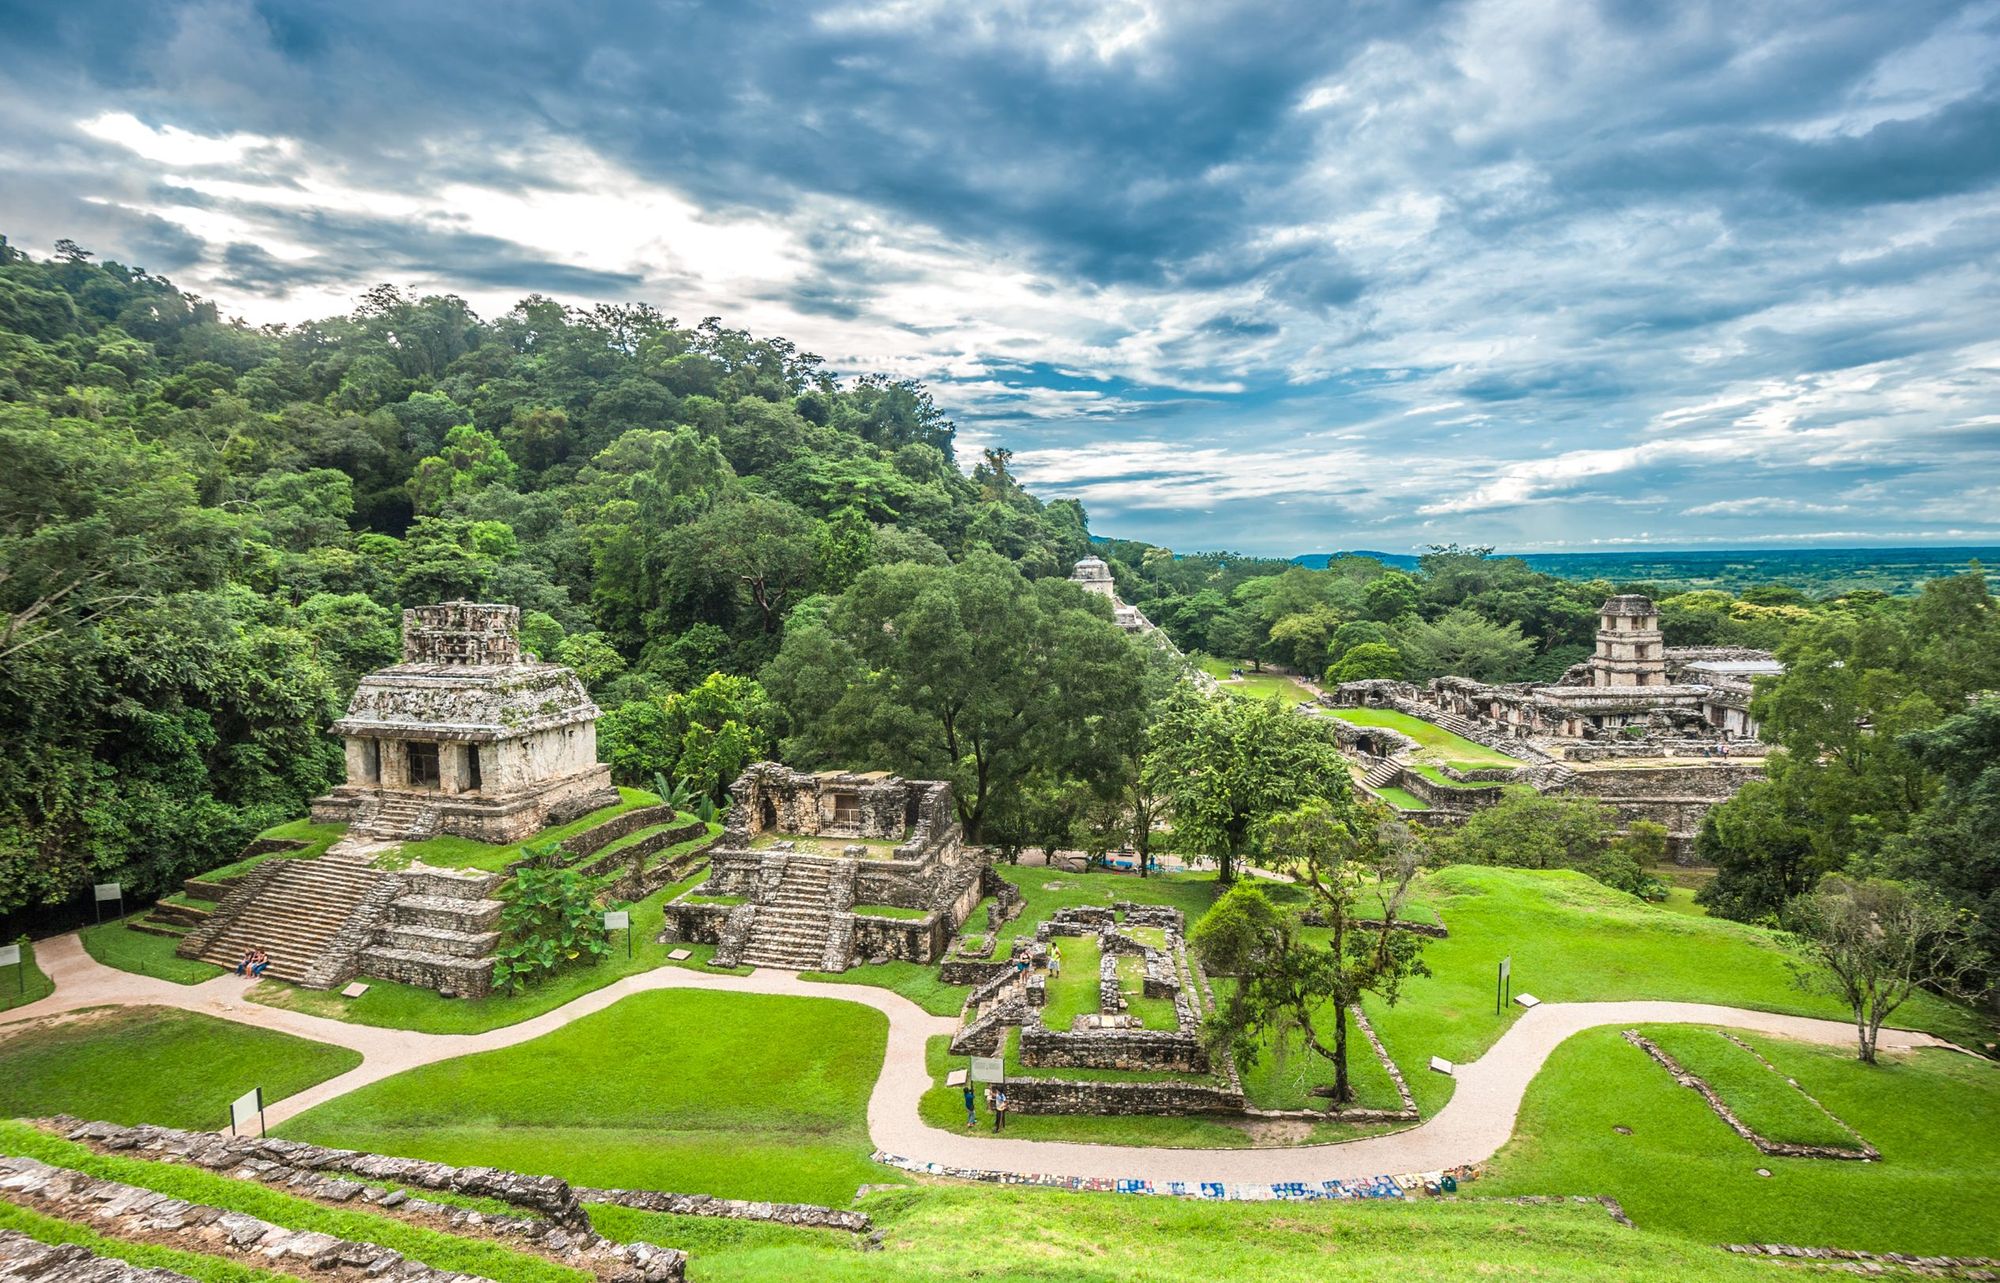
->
[[490, 842, 611, 993]]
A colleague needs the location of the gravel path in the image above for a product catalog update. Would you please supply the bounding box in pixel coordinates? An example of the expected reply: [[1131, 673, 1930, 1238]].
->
[[2, 931, 1956, 1185]]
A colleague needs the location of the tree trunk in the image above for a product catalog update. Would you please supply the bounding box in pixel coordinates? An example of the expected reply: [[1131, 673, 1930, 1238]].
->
[[1333, 1004, 1352, 1105]]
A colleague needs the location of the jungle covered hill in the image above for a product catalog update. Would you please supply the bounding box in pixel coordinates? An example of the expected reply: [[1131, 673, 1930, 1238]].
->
[[0, 235, 1092, 920]]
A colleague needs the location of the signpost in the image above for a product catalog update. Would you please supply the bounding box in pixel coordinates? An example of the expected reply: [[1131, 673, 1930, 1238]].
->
[[969, 1056, 1004, 1084], [0, 943, 20, 997], [229, 1087, 265, 1138], [93, 882, 123, 926], [1496, 956, 1512, 1014], [604, 909, 631, 959]]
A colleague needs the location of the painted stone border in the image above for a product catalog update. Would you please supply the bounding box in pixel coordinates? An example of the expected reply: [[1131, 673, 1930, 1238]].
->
[[1622, 1030, 1878, 1161], [871, 1150, 1479, 1201]]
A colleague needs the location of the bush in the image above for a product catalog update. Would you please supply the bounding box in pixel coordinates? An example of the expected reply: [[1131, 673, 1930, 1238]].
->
[[490, 842, 611, 993]]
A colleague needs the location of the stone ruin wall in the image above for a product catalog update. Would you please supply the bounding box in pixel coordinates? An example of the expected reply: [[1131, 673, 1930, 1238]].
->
[[1560, 763, 1767, 859]]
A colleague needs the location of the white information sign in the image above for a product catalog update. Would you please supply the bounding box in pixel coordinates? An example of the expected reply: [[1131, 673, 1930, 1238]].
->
[[969, 1056, 1005, 1083], [603, 910, 630, 930], [0, 945, 18, 968], [93, 882, 122, 902], [1498, 956, 1511, 984], [229, 1087, 263, 1135]]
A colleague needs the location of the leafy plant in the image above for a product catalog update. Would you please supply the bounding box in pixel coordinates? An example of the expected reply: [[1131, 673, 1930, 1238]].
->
[[490, 841, 611, 993], [650, 771, 699, 813]]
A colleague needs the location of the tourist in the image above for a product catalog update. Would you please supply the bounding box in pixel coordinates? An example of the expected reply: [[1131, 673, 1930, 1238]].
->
[[963, 1081, 977, 1128], [1049, 943, 1062, 977], [235, 950, 256, 977], [992, 1087, 1007, 1133], [249, 949, 270, 978]]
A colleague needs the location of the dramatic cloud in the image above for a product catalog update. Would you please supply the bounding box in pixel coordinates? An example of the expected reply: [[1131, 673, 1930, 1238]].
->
[[4, 0, 1998, 554]]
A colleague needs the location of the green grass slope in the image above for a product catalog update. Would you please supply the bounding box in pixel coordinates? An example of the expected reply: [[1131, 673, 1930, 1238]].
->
[[1483, 1027, 2000, 1256], [604, 1185, 1787, 1283], [278, 989, 892, 1206], [0, 1007, 361, 1130]]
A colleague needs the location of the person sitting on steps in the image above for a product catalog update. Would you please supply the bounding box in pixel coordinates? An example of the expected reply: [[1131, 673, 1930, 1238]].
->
[[237, 948, 269, 978]]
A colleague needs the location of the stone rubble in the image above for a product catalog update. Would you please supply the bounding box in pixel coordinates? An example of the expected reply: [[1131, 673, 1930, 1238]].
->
[[0, 1155, 503, 1282], [0, 1228, 195, 1283], [45, 1119, 693, 1282]]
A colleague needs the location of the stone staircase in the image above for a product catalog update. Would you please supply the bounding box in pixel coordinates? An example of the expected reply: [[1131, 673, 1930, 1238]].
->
[[358, 794, 440, 842], [1359, 758, 1401, 790], [819, 859, 858, 972], [192, 859, 388, 986], [949, 967, 1028, 1056], [358, 869, 503, 999], [736, 857, 837, 970]]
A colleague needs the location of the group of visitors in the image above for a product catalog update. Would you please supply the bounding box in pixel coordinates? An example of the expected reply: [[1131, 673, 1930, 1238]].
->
[[234, 948, 270, 977], [962, 1082, 1009, 1131]]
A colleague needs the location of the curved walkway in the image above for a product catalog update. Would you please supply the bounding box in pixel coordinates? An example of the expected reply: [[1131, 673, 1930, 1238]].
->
[[2, 931, 1958, 1186]]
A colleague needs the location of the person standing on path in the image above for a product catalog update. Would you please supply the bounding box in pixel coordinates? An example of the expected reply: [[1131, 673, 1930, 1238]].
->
[[962, 1082, 977, 1129]]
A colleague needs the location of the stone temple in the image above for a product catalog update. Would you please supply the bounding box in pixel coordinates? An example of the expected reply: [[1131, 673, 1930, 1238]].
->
[[310, 602, 619, 843], [661, 763, 995, 971], [177, 603, 620, 998]]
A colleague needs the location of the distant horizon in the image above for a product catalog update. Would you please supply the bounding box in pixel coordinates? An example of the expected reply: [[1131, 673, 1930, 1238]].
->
[[1104, 539, 2000, 562]]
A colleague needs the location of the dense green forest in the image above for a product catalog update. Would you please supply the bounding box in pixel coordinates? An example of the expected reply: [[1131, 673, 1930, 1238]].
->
[[2, 235, 1994, 985], [0, 236, 1098, 918]]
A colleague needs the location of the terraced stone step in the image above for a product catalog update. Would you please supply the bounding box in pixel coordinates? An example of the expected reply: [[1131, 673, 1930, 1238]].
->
[[379, 923, 499, 958], [358, 946, 496, 991], [391, 893, 504, 933]]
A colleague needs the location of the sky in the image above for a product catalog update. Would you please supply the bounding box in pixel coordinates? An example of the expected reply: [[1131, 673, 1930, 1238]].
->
[[4, 0, 2000, 557]]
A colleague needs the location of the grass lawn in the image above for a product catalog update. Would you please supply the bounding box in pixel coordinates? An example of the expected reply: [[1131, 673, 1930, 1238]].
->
[[1360, 866, 1991, 1123], [1372, 784, 1432, 811], [1040, 934, 1104, 1029], [386, 787, 663, 872], [247, 860, 742, 1035], [195, 818, 349, 882], [1404, 762, 1530, 797], [1483, 1028, 2000, 1256], [1644, 1025, 1861, 1149], [79, 917, 224, 984], [594, 1184, 1788, 1283], [1320, 707, 1520, 769], [1223, 673, 1320, 704], [1115, 953, 1179, 1030], [0, 1007, 360, 1130], [0, 1120, 586, 1283], [279, 989, 894, 1206], [798, 960, 969, 1016], [0, 1198, 303, 1283], [0, 938, 54, 1013]]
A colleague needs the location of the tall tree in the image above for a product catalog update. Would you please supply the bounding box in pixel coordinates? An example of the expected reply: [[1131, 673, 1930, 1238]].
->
[[1191, 798, 1429, 1104], [1141, 688, 1350, 883], [764, 552, 1145, 839], [1783, 875, 1983, 1063]]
